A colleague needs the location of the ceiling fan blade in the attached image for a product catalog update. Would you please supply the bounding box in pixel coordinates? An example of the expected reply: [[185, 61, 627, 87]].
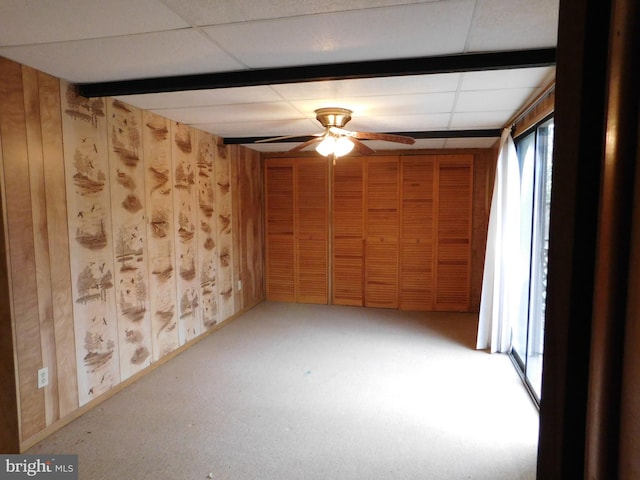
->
[[352, 131, 415, 144], [288, 137, 322, 153], [255, 133, 321, 143], [329, 127, 415, 145], [350, 137, 375, 155]]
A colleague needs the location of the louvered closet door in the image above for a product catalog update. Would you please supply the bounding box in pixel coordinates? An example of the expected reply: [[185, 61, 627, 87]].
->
[[296, 158, 328, 304], [265, 159, 295, 301], [400, 156, 435, 311], [434, 155, 473, 311], [333, 157, 365, 306], [365, 156, 399, 308]]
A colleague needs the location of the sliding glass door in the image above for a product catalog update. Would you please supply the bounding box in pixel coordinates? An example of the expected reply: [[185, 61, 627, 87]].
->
[[511, 117, 554, 403]]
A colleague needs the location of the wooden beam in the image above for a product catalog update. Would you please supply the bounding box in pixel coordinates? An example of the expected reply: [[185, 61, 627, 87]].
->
[[77, 49, 556, 98], [223, 129, 502, 145]]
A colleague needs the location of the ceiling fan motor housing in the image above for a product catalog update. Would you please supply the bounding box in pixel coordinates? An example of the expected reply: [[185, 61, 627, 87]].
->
[[315, 107, 352, 128]]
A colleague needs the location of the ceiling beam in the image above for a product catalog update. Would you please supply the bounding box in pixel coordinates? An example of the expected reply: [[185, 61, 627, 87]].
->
[[222, 129, 502, 144], [77, 48, 556, 98]]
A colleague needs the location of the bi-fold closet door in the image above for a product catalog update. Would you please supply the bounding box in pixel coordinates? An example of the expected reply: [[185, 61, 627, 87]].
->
[[265, 155, 473, 311], [265, 157, 329, 304]]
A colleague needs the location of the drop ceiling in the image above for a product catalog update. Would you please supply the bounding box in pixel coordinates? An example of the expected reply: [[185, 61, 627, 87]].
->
[[0, 0, 558, 152]]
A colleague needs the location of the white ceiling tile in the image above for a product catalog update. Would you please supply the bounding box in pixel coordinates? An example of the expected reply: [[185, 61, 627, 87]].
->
[[202, 1, 476, 68], [444, 137, 499, 149], [0, 29, 244, 83], [466, 0, 559, 51], [196, 118, 320, 137], [271, 74, 460, 99], [242, 143, 295, 153], [114, 86, 283, 110], [163, 0, 443, 25], [461, 67, 555, 90], [290, 92, 455, 120], [348, 113, 452, 132], [364, 138, 447, 150], [456, 88, 538, 112], [0, 0, 188, 46], [154, 102, 305, 125], [450, 111, 512, 129]]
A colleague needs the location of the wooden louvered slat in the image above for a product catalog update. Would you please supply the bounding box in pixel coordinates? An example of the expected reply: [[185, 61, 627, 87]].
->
[[434, 155, 473, 311], [333, 158, 364, 306], [265, 159, 295, 301], [296, 158, 328, 304], [365, 157, 399, 308], [266, 236, 295, 301], [400, 156, 435, 311]]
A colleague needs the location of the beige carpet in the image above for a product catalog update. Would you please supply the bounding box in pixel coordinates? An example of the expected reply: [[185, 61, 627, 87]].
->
[[28, 302, 539, 479]]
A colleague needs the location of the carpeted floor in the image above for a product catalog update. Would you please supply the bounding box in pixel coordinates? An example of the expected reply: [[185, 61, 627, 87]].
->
[[28, 302, 539, 479]]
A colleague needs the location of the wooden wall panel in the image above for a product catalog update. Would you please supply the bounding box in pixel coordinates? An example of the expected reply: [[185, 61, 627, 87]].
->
[[23, 66, 59, 426], [214, 144, 235, 320], [61, 82, 120, 406], [333, 157, 364, 306], [400, 156, 435, 311], [196, 130, 218, 329], [0, 124, 20, 453], [171, 122, 200, 344], [265, 159, 295, 301], [107, 99, 152, 379], [365, 156, 399, 308], [38, 72, 78, 420], [234, 146, 264, 309], [471, 149, 495, 311], [296, 158, 328, 304], [142, 111, 179, 359], [0, 57, 46, 440], [1, 58, 265, 449], [435, 155, 473, 311]]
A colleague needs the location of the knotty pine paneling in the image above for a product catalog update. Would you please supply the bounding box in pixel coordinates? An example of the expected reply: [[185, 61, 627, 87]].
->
[[215, 142, 235, 319], [196, 130, 219, 329], [172, 123, 200, 344], [0, 57, 264, 450]]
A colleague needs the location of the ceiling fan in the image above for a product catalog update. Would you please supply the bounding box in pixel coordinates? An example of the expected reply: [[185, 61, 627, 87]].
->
[[256, 107, 415, 157]]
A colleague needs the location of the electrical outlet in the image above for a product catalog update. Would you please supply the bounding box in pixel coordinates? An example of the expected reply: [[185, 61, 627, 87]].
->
[[37, 367, 48, 389], [237, 280, 243, 291]]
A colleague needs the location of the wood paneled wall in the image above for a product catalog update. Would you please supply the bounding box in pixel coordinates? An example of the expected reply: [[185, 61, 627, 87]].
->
[[0, 57, 264, 451], [265, 152, 492, 312]]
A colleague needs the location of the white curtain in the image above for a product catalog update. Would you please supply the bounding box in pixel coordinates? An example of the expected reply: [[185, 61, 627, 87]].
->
[[476, 128, 523, 353]]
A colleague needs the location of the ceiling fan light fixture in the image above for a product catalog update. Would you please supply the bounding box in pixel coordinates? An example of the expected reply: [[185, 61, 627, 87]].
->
[[334, 136, 355, 157], [315, 134, 355, 157], [316, 135, 336, 156], [315, 107, 353, 128]]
